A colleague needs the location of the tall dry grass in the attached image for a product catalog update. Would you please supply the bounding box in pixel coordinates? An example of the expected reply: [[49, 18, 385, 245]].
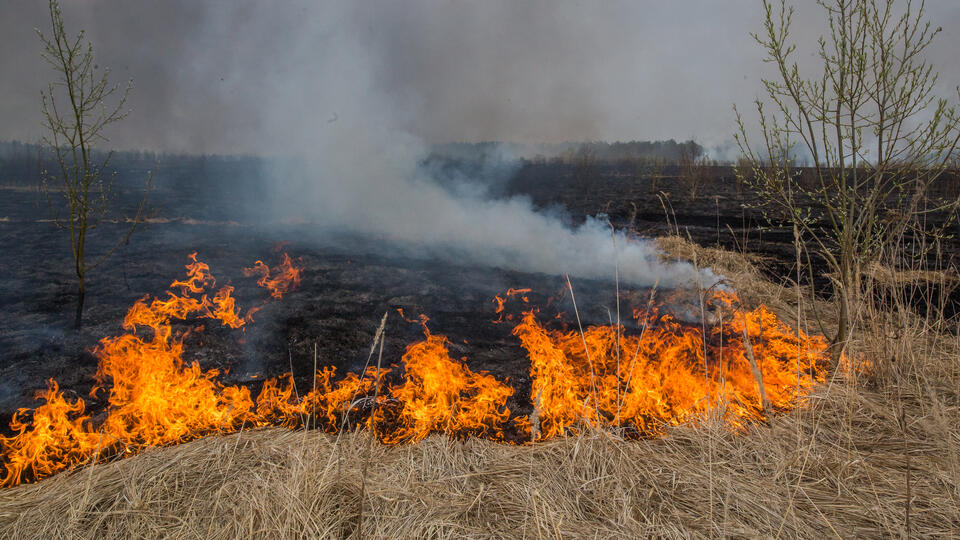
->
[[1, 237, 957, 538]]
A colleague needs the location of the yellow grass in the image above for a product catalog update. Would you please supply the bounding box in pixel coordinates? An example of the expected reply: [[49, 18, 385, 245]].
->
[[1, 238, 957, 538]]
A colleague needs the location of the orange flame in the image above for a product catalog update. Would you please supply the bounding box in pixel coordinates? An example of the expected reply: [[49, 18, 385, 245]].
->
[[492, 287, 532, 323], [384, 325, 513, 443], [1, 255, 835, 488], [255, 366, 391, 429], [513, 290, 827, 439], [244, 253, 302, 299], [0, 380, 101, 487], [0, 253, 299, 486]]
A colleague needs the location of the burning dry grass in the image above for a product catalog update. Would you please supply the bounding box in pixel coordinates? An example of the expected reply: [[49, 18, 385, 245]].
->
[[0, 364, 957, 539], [1, 238, 957, 537], [2, 242, 834, 488]]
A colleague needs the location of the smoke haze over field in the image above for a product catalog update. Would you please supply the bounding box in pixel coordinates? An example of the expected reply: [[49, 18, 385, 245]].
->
[[1, 1, 958, 287], [3, 1, 958, 153]]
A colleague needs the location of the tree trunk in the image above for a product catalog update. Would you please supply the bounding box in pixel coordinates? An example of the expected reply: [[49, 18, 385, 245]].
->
[[833, 251, 855, 361], [835, 288, 850, 356], [75, 275, 85, 329]]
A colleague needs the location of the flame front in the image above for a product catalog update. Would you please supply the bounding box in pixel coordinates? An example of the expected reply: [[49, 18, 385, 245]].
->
[[0, 380, 101, 486], [514, 292, 827, 439], [0, 253, 298, 486], [384, 327, 513, 443], [1, 254, 832, 487], [92, 253, 257, 448]]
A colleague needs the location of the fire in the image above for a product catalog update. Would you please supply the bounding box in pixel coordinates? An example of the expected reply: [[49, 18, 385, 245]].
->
[[255, 366, 390, 430], [514, 290, 827, 439], [1, 252, 834, 488], [0, 252, 301, 487], [249, 316, 515, 445], [0, 380, 101, 487], [383, 321, 513, 443], [492, 287, 532, 323], [244, 253, 301, 299]]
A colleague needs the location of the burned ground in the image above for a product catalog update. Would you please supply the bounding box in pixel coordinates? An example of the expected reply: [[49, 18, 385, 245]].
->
[[0, 186, 628, 428], [1, 158, 958, 432]]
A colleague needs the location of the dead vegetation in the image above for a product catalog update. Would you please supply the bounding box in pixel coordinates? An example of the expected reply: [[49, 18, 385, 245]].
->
[[0, 238, 956, 538]]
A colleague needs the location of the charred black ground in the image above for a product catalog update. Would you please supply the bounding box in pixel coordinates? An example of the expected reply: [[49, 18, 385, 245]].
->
[[1, 147, 958, 433], [0, 200, 632, 430]]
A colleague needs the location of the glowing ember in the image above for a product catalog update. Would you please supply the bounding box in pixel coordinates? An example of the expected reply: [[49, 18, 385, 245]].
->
[[0, 253, 833, 488]]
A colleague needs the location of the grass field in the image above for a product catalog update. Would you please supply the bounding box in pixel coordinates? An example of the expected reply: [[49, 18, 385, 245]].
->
[[2, 238, 956, 538]]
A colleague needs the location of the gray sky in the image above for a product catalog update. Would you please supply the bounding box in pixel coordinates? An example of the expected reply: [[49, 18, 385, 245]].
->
[[2, 0, 960, 155]]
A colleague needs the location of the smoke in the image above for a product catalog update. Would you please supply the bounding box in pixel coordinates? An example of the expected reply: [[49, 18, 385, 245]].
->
[[4, 1, 763, 289], [221, 1, 717, 289], [278, 159, 718, 288]]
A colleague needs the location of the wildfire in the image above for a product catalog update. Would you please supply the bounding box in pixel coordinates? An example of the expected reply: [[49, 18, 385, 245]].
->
[[256, 315, 514, 443], [1, 253, 833, 488], [244, 253, 301, 299], [492, 287, 532, 323], [255, 366, 390, 430], [0, 252, 299, 487], [383, 320, 513, 443], [514, 291, 827, 439]]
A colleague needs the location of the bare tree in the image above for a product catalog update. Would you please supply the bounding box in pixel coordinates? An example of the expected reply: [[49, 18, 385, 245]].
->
[[677, 140, 711, 199], [569, 144, 597, 199], [735, 0, 960, 354], [38, 0, 150, 329]]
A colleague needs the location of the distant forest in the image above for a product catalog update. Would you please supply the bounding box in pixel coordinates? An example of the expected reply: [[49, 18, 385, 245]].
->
[[0, 140, 268, 195], [429, 139, 706, 164], [0, 139, 709, 190]]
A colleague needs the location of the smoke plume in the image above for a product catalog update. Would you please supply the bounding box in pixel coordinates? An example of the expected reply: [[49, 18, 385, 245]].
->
[[236, 2, 720, 289]]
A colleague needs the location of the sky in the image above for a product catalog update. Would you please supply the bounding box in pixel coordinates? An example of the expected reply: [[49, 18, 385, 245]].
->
[[3, 1, 959, 288], [2, 0, 960, 156]]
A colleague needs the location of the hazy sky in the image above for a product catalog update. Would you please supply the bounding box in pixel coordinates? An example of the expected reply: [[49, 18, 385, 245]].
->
[[2, 1, 960, 155]]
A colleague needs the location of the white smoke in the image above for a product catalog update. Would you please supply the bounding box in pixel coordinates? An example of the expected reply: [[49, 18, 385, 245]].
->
[[242, 1, 719, 290], [284, 167, 719, 288], [0, 1, 724, 289]]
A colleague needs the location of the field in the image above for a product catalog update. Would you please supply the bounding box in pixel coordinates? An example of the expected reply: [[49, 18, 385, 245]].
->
[[0, 157, 836, 421], [1, 157, 959, 537]]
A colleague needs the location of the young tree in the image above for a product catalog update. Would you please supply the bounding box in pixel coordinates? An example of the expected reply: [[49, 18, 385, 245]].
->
[[37, 0, 150, 329], [677, 140, 711, 199], [735, 0, 960, 354], [569, 144, 598, 200]]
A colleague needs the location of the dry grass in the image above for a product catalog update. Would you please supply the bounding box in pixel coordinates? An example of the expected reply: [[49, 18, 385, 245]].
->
[[863, 260, 960, 290], [656, 234, 834, 331], [2, 239, 958, 538]]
